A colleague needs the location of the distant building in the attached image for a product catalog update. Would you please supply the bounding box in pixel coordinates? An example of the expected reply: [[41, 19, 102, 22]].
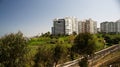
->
[[64, 17, 79, 35], [108, 22, 116, 33], [85, 18, 97, 34], [78, 20, 83, 33], [116, 20, 120, 34], [100, 22, 114, 33], [51, 27, 55, 35], [97, 28, 100, 33], [100, 20, 120, 33], [78, 19, 97, 34], [100, 22, 108, 33], [52, 18, 65, 35], [52, 17, 78, 35], [52, 17, 97, 35]]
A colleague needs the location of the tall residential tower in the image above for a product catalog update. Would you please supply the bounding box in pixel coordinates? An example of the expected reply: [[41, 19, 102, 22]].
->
[[52, 17, 97, 35], [52, 17, 78, 35], [100, 20, 120, 33], [78, 19, 97, 34]]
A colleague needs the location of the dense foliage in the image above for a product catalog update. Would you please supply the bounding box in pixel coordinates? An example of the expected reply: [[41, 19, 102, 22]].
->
[[0, 31, 119, 67], [102, 34, 120, 46], [0, 32, 29, 67]]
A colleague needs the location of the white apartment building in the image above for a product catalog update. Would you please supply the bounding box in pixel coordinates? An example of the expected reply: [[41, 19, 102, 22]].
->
[[52, 17, 97, 35], [116, 20, 120, 33], [52, 17, 78, 35], [101, 22, 110, 33], [108, 22, 116, 33], [86, 19, 97, 34], [78, 20, 83, 33], [64, 17, 78, 35], [100, 20, 120, 33], [78, 19, 97, 34]]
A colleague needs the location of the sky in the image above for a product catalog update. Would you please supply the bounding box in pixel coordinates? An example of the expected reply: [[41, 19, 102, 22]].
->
[[0, 0, 120, 37]]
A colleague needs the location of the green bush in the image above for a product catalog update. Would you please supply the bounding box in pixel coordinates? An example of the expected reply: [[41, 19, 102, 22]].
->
[[0, 31, 29, 67]]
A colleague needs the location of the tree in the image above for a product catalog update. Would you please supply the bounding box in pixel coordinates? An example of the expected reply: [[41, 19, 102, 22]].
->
[[34, 44, 65, 67], [71, 33, 96, 67], [79, 57, 88, 67], [41, 31, 51, 37], [34, 45, 54, 67], [72, 33, 95, 55], [72, 32, 77, 35], [68, 35, 75, 44], [53, 44, 64, 67], [86, 39, 96, 55], [0, 31, 29, 67], [104, 35, 112, 46]]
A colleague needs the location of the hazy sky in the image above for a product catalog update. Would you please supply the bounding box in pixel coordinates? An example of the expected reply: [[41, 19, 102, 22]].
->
[[0, 0, 120, 37]]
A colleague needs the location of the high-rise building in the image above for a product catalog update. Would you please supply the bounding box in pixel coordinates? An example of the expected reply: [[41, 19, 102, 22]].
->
[[52, 17, 97, 35], [78, 20, 82, 33], [101, 22, 110, 33], [64, 17, 78, 35], [100, 20, 120, 33], [52, 18, 65, 35], [85, 19, 97, 34], [78, 20, 86, 33], [108, 22, 116, 33], [116, 20, 120, 33], [52, 17, 78, 35], [78, 19, 97, 34]]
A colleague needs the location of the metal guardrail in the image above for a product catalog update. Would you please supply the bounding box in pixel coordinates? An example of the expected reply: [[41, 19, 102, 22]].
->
[[89, 44, 120, 66], [57, 44, 120, 67], [56, 57, 83, 67]]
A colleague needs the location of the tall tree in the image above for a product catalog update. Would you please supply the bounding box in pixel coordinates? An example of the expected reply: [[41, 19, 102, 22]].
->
[[53, 44, 64, 67], [72, 33, 95, 55], [0, 31, 28, 67], [72, 33, 96, 67], [34, 45, 54, 67]]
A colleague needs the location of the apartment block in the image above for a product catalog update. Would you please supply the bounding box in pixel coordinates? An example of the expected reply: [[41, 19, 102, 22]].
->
[[116, 20, 120, 33], [100, 22, 110, 33], [78, 19, 97, 34], [52, 17, 78, 35], [100, 20, 120, 33], [52, 17, 97, 35]]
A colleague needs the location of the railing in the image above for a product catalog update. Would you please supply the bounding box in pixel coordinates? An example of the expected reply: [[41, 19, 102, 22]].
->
[[56, 57, 83, 67], [57, 44, 120, 67], [89, 44, 120, 66]]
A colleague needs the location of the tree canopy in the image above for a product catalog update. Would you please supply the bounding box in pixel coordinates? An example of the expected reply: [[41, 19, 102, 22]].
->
[[0, 32, 28, 67]]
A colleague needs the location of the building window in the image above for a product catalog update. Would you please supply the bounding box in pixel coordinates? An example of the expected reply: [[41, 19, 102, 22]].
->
[[58, 21, 61, 23]]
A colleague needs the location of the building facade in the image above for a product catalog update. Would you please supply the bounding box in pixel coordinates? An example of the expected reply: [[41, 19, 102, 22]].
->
[[52, 17, 78, 35], [52, 17, 97, 35], [100, 20, 120, 33], [116, 20, 120, 33], [85, 19, 97, 34], [78, 19, 97, 34], [100, 22, 109, 33], [52, 18, 65, 35]]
